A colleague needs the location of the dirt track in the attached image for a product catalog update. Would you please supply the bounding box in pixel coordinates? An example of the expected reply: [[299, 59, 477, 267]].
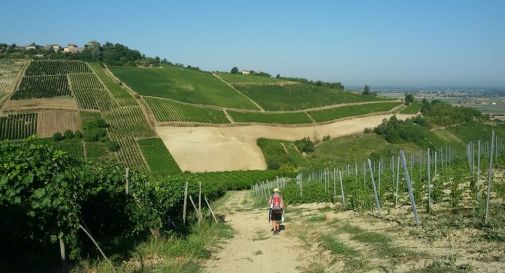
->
[[204, 191, 311, 273], [156, 114, 413, 172]]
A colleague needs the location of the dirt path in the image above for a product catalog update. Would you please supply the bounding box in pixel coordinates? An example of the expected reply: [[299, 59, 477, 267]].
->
[[204, 191, 312, 273]]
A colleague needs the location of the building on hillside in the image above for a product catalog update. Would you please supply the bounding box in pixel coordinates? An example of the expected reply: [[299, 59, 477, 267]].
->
[[24, 45, 37, 50], [51, 44, 61, 52], [34, 54, 45, 58], [64, 44, 79, 53], [240, 70, 251, 75]]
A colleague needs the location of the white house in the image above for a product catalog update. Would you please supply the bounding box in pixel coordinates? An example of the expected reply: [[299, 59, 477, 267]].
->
[[240, 70, 251, 75]]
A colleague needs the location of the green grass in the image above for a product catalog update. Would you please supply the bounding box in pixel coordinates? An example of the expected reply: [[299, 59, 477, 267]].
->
[[232, 83, 385, 111], [318, 234, 359, 257], [228, 110, 313, 124], [307, 102, 402, 122], [79, 111, 102, 124], [84, 142, 117, 163], [447, 122, 505, 143], [71, 222, 234, 273], [110, 65, 259, 109], [217, 72, 296, 85], [137, 138, 182, 175], [144, 97, 230, 123], [401, 102, 422, 114], [257, 138, 308, 169]]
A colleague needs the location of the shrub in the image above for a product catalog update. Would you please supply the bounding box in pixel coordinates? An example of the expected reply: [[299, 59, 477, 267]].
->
[[107, 140, 120, 152], [74, 130, 82, 138], [52, 132, 63, 141], [64, 130, 74, 139], [322, 135, 331, 142], [83, 128, 107, 142], [294, 137, 315, 153], [83, 118, 108, 130]]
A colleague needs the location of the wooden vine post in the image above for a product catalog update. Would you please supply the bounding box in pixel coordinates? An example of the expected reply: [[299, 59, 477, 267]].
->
[[125, 167, 130, 195], [339, 171, 345, 206]]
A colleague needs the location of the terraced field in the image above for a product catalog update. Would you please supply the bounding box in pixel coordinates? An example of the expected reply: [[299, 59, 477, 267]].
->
[[228, 110, 313, 124], [110, 65, 259, 109], [307, 102, 402, 122], [0, 60, 26, 98], [0, 112, 38, 140], [12, 75, 71, 100], [231, 84, 384, 111], [89, 63, 157, 170], [144, 96, 230, 124], [24, 60, 91, 76]]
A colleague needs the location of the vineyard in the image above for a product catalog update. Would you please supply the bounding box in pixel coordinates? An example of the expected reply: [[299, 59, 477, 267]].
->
[[144, 96, 230, 124], [24, 60, 91, 76], [231, 84, 386, 111], [137, 138, 182, 175], [69, 73, 109, 110], [110, 65, 260, 109], [228, 110, 313, 124], [253, 133, 504, 231], [0, 59, 26, 97], [88, 63, 157, 171], [11, 75, 71, 100], [306, 102, 402, 122], [0, 113, 37, 140]]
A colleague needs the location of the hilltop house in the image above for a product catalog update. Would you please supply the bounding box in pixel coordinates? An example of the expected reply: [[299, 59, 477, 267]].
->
[[51, 44, 61, 52], [64, 44, 79, 53], [240, 70, 251, 75], [24, 45, 37, 50]]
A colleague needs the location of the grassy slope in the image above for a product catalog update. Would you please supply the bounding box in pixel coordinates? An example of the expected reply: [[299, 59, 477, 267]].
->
[[232, 84, 384, 111], [400, 102, 422, 114], [216, 72, 295, 85], [228, 110, 313, 124], [257, 122, 505, 170], [137, 138, 182, 175], [144, 97, 230, 123], [110, 65, 258, 109], [307, 102, 402, 122]]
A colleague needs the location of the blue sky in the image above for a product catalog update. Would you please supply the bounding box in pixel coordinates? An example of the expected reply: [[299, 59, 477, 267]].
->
[[1, 0, 504, 87]]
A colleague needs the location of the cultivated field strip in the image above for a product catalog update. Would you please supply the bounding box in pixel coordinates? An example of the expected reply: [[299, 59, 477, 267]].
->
[[84, 63, 156, 170], [11, 75, 72, 100], [25, 60, 91, 76], [144, 96, 230, 124], [0, 112, 37, 140], [36, 111, 79, 137], [0, 60, 26, 96], [69, 74, 109, 110]]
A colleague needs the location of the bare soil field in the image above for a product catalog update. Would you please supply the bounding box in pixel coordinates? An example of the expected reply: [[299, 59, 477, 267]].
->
[[156, 114, 413, 172], [1, 98, 77, 112], [36, 110, 80, 137]]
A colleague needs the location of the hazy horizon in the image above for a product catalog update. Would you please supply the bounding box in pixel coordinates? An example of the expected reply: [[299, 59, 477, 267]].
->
[[2, 0, 504, 88]]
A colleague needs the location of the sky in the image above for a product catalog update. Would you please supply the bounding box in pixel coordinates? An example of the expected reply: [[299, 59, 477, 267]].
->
[[1, 0, 504, 87]]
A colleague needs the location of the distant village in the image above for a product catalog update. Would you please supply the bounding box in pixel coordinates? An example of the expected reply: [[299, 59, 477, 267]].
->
[[0, 42, 95, 58]]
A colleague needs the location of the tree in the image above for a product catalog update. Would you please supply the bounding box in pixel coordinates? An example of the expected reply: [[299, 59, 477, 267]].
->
[[363, 85, 371, 95], [52, 132, 64, 141], [64, 130, 74, 139], [276, 74, 280, 79], [230, 67, 239, 74], [405, 93, 415, 105]]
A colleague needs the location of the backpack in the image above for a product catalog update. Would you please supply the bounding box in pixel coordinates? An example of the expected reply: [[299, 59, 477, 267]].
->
[[271, 194, 282, 210]]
